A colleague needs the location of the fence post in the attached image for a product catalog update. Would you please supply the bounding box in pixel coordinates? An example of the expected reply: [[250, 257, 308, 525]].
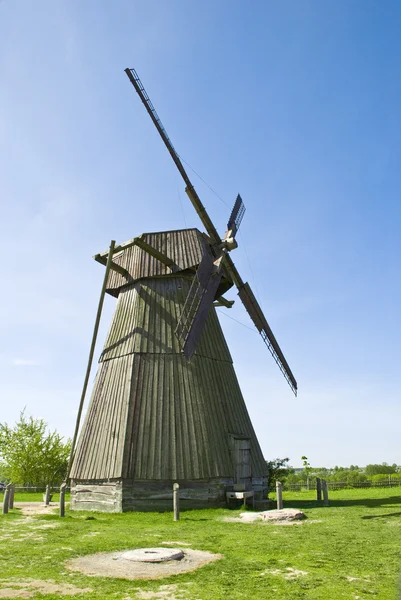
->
[[173, 483, 180, 521], [44, 484, 51, 506], [2, 484, 11, 514], [276, 481, 283, 510], [316, 477, 322, 501], [8, 484, 15, 509], [322, 479, 329, 507], [59, 483, 66, 518]]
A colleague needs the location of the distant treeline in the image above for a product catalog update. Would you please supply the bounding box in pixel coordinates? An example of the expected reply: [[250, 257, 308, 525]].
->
[[267, 459, 400, 486]]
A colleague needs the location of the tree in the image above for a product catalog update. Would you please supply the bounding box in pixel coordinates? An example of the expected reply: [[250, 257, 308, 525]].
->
[[266, 457, 293, 485], [0, 410, 71, 486], [365, 463, 397, 476], [301, 455, 312, 489]]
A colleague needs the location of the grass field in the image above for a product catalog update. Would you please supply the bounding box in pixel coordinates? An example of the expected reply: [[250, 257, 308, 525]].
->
[[1, 487, 401, 599]]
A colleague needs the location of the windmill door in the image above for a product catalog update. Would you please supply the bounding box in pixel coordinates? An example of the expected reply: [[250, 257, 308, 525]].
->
[[234, 438, 251, 487]]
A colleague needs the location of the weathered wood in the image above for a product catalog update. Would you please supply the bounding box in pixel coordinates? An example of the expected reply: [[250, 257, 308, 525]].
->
[[96, 236, 177, 271], [44, 484, 51, 506], [276, 481, 283, 510], [70, 227, 269, 512], [8, 484, 14, 509], [316, 477, 322, 501], [213, 296, 234, 308], [66, 240, 116, 481], [173, 482, 180, 521], [94, 254, 133, 280], [134, 237, 177, 270], [2, 485, 10, 514], [322, 479, 329, 507], [59, 483, 66, 517]]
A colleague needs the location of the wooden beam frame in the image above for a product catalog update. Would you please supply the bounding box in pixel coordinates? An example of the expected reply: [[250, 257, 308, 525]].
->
[[93, 254, 132, 280], [213, 297, 234, 309], [95, 236, 177, 274]]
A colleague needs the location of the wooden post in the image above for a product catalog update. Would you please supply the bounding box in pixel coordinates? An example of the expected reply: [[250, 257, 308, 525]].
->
[[2, 485, 10, 514], [276, 481, 283, 510], [59, 483, 66, 518], [316, 477, 322, 501], [322, 479, 329, 507], [8, 484, 15, 509], [66, 240, 116, 482], [44, 484, 51, 506], [173, 483, 180, 521]]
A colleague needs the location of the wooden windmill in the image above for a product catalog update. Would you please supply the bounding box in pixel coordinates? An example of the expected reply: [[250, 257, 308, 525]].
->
[[69, 69, 297, 512]]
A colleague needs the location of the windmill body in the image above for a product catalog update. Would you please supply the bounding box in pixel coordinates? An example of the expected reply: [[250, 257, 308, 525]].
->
[[69, 69, 297, 512], [70, 229, 268, 511]]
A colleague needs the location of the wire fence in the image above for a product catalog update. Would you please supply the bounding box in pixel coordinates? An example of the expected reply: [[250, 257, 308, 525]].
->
[[0, 486, 70, 494], [274, 479, 401, 492], [2, 481, 401, 496]]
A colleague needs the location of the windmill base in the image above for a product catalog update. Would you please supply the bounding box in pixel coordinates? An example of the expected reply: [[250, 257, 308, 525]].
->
[[70, 478, 268, 512]]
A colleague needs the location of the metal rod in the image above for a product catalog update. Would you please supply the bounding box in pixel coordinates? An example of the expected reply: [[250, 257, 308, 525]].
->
[[66, 240, 116, 482]]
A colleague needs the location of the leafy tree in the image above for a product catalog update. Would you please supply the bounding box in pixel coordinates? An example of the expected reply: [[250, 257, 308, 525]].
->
[[301, 455, 312, 489], [266, 457, 293, 485], [0, 410, 71, 486], [365, 463, 398, 476]]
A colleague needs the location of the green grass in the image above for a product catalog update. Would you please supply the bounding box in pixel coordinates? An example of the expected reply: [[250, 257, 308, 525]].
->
[[1, 487, 401, 599], [11, 491, 71, 503]]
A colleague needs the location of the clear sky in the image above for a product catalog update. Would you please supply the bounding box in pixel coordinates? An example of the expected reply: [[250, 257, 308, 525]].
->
[[1, 1, 400, 468]]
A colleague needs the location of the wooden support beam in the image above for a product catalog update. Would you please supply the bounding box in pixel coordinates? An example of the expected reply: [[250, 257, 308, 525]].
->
[[95, 236, 177, 273], [134, 237, 177, 271], [213, 297, 234, 309], [94, 254, 132, 280], [66, 240, 116, 483]]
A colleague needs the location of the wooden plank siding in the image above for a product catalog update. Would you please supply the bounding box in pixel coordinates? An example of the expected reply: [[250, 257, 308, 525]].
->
[[70, 228, 267, 511], [104, 229, 207, 296]]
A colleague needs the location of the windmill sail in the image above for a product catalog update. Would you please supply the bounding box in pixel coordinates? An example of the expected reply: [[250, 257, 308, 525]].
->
[[126, 66, 297, 394], [238, 282, 297, 395], [176, 252, 224, 358], [227, 194, 246, 236]]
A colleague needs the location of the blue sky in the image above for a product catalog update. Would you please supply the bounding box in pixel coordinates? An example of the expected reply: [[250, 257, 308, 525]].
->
[[1, 1, 400, 468]]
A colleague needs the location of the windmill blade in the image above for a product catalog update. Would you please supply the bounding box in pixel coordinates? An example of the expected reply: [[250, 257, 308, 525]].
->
[[227, 194, 246, 237], [125, 68, 220, 245], [237, 282, 297, 395], [176, 252, 224, 359]]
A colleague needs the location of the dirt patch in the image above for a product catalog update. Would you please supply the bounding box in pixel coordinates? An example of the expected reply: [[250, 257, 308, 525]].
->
[[0, 579, 92, 598], [66, 548, 221, 580], [13, 502, 58, 516], [260, 567, 308, 579]]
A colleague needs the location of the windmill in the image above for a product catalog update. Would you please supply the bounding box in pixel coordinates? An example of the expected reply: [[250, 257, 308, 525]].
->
[[69, 69, 297, 512]]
